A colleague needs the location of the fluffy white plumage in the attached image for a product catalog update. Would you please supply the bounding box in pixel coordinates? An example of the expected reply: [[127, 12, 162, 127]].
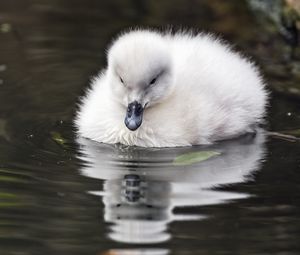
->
[[75, 29, 268, 147]]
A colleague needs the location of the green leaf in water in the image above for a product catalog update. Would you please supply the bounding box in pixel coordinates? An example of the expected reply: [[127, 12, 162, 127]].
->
[[0, 192, 17, 199], [0, 202, 23, 208], [173, 151, 221, 166], [0, 175, 26, 183], [0, 192, 23, 208], [0, 23, 12, 33], [51, 131, 67, 147]]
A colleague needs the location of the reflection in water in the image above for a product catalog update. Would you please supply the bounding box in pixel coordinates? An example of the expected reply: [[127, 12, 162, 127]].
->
[[77, 130, 266, 244], [101, 249, 169, 255], [0, 1, 299, 254]]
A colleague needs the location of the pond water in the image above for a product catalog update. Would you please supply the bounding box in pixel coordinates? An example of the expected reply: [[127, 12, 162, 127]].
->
[[1, 1, 300, 254]]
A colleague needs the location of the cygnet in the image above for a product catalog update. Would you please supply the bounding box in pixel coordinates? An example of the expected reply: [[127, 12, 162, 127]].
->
[[75, 29, 268, 147]]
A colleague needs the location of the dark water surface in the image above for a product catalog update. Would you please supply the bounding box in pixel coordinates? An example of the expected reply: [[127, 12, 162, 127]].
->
[[1, 1, 300, 254]]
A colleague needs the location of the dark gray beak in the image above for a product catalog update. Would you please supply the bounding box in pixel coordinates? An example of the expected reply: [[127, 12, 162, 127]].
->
[[124, 101, 144, 131]]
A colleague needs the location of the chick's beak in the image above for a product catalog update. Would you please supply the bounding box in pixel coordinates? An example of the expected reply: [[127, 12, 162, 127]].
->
[[124, 101, 144, 131]]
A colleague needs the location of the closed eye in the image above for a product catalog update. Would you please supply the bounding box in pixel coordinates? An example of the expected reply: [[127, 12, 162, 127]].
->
[[150, 78, 157, 85], [149, 69, 166, 87]]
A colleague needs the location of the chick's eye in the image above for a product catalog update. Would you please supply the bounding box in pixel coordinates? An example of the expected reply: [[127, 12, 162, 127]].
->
[[119, 77, 124, 84], [150, 78, 157, 85]]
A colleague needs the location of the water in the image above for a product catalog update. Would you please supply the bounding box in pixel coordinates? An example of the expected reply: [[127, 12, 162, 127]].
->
[[1, 1, 300, 254]]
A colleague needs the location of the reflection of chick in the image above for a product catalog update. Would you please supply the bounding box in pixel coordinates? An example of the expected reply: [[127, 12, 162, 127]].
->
[[75, 29, 268, 147], [78, 130, 266, 244], [101, 175, 173, 244], [101, 248, 169, 255]]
